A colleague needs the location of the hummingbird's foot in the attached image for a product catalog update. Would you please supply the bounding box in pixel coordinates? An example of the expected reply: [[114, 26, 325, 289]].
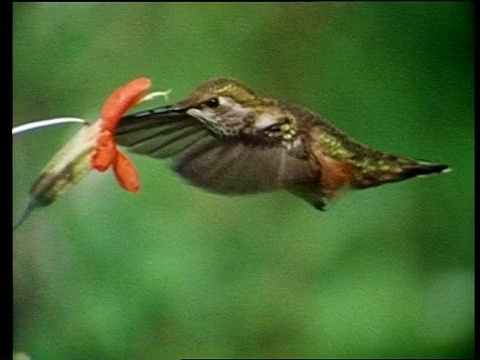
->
[[312, 201, 327, 211]]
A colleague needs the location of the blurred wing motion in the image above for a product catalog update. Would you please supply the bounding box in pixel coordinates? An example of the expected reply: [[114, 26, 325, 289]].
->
[[115, 107, 212, 159], [115, 110, 318, 194], [174, 140, 317, 194]]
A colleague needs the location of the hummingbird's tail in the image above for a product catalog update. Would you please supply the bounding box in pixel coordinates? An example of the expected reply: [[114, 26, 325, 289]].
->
[[351, 156, 451, 189], [397, 160, 450, 178]]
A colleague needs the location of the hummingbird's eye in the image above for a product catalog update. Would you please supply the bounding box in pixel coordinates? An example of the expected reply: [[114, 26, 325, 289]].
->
[[205, 98, 219, 108]]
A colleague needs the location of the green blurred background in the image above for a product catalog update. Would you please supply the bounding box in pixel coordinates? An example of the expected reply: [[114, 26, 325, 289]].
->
[[13, 3, 473, 359]]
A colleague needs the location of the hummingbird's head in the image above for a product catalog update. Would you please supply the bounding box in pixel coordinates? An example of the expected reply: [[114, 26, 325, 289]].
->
[[174, 78, 298, 144], [173, 78, 258, 137]]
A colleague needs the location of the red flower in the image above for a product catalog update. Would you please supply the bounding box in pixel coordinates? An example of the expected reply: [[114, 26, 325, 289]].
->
[[14, 78, 155, 229], [91, 77, 152, 192]]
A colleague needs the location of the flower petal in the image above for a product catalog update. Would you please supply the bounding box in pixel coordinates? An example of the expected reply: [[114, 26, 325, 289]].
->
[[113, 150, 140, 193], [100, 78, 152, 132], [91, 131, 118, 172]]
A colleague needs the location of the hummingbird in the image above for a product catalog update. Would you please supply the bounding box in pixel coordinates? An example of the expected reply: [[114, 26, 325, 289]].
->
[[114, 78, 450, 210]]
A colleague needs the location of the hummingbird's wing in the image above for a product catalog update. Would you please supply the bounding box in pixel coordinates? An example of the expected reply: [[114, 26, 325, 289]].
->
[[173, 140, 318, 194], [115, 108, 212, 158], [116, 108, 318, 194]]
